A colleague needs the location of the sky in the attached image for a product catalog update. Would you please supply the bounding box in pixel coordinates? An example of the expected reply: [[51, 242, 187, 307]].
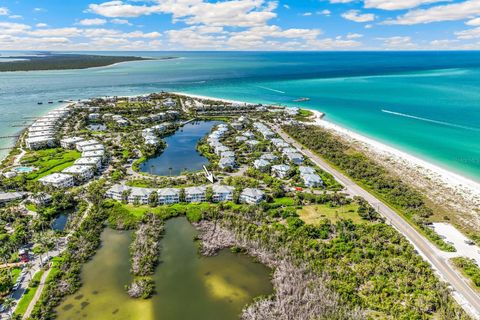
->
[[1, 0, 480, 51]]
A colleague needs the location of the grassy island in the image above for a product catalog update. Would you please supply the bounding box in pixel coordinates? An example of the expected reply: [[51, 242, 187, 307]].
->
[[0, 53, 174, 72]]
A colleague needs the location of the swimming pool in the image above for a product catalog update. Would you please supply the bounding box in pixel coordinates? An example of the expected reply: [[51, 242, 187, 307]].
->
[[14, 167, 34, 173]]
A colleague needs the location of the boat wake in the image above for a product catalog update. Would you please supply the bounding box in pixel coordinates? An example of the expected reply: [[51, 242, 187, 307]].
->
[[382, 109, 480, 132], [256, 86, 285, 94]]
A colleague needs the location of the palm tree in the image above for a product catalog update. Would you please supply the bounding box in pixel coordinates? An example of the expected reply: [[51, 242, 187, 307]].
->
[[169, 167, 173, 177], [2, 297, 15, 319]]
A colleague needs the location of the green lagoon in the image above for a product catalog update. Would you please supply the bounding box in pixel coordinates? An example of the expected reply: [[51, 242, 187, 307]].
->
[[56, 217, 272, 320]]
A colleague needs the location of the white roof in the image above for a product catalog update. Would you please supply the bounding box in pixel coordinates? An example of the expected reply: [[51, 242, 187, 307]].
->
[[241, 188, 264, 198], [212, 185, 234, 194], [39, 173, 73, 183], [82, 150, 105, 158], [272, 164, 291, 171], [185, 186, 207, 195], [63, 165, 93, 174], [157, 188, 180, 196]]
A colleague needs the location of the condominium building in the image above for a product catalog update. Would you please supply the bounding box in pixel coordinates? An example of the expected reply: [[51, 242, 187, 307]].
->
[[39, 173, 75, 188]]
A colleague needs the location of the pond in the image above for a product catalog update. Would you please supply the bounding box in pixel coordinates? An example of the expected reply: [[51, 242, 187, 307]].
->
[[139, 120, 221, 176], [51, 213, 69, 231], [56, 217, 273, 320]]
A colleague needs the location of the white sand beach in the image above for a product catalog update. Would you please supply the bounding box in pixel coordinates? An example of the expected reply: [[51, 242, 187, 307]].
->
[[309, 110, 480, 232]]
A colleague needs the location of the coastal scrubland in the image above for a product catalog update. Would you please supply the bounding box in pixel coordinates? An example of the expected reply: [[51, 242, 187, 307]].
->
[[283, 123, 457, 252]]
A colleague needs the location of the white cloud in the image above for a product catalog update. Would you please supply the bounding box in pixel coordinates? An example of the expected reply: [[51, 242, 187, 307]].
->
[[466, 17, 480, 26], [379, 36, 416, 48], [29, 28, 82, 37], [347, 32, 363, 39], [78, 18, 107, 26], [9, 15, 22, 19], [0, 22, 31, 35], [455, 26, 480, 39], [0, 7, 9, 15], [89, 0, 278, 28], [342, 10, 375, 22], [35, 23, 48, 28], [303, 12, 312, 16], [317, 10, 331, 16], [429, 39, 459, 47], [363, 0, 449, 10], [111, 18, 132, 25], [88, 1, 160, 18], [385, 0, 480, 25]]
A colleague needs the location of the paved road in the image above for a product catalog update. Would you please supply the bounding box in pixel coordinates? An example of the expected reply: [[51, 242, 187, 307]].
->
[[273, 125, 480, 319]]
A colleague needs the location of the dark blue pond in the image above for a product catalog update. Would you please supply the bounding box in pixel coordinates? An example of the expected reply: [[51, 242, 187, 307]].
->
[[140, 121, 221, 176]]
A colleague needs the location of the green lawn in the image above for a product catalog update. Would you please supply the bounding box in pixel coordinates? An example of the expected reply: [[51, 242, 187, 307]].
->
[[14, 269, 45, 316], [298, 203, 363, 225], [10, 267, 22, 282], [272, 197, 296, 206], [22, 148, 81, 180]]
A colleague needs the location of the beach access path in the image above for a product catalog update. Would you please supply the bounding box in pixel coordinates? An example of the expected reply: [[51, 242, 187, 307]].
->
[[272, 124, 480, 319]]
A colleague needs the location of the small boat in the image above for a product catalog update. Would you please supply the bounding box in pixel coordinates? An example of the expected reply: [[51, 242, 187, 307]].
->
[[58, 100, 63, 103], [293, 97, 310, 102], [37, 102, 43, 105], [48, 101, 53, 104]]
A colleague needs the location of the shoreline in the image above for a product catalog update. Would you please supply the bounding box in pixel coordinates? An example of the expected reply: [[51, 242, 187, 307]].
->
[[309, 110, 480, 193]]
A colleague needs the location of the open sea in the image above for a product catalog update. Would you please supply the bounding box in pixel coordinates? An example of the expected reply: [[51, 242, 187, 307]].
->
[[0, 51, 479, 181]]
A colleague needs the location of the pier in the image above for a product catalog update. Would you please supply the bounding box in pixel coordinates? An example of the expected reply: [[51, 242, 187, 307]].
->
[[0, 135, 20, 139]]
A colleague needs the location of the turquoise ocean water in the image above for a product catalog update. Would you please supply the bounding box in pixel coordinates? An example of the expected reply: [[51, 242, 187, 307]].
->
[[0, 51, 479, 181]]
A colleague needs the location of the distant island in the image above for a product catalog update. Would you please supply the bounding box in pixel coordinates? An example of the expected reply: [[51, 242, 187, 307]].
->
[[0, 53, 174, 72]]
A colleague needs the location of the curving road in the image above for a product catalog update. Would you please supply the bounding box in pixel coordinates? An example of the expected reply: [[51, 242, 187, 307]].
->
[[273, 125, 480, 319]]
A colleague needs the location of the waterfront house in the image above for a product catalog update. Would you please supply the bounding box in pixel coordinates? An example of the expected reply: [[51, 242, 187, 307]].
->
[[281, 147, 298, 155], [219, 156, 236, 169], [163, 98, 176, 108], [137, 116, 150, 123], [74, 157, 102, 169], [81, 144, 105, 152], [221, 151, 235, 158], [106, 184, 130, 201], [285, 152, 304, 164], [76, 139, 100, 151], [235, 136, 247, 143], [260, 153, 278, 162], [301, 173, 323, 188], [88, 113, 100, 120], [214, 145, 230, 156], [271, 164, 291, 179], [299, 166, 316, 175], [240, 188, 265, 204], [246, 140, 260, 150], [0, 192, 26, 205], [271, 138, 290, 149], [212, 185, 235, 202], [253, 159, 271, 172], [62, 165, 95, 183], [185, 186, 207, 203], [61, 137, 84, 149], [39, 173, 75, 188], [242, 131, 255, 139], [231, 122, 243, 130], [82, 150, 105, 159], [128, 187, 154, 205], [116, 119, 130, 127], [25, 136, 56, 150], [166, 110, 180, 119], [157, 188, 180, 205]]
